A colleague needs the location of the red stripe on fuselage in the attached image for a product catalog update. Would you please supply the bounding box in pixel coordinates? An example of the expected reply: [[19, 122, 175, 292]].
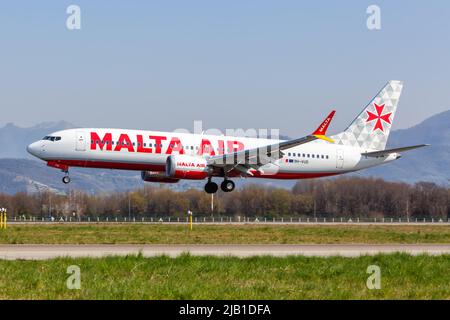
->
[[47, 159, 340, 180], [50, 159, 165, 171]]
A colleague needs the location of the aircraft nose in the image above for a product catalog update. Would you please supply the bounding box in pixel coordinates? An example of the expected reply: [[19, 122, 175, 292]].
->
[[27, 142, 40, 157]]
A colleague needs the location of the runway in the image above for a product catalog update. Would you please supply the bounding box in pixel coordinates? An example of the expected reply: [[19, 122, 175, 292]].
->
[[1, 244, 450, 260]]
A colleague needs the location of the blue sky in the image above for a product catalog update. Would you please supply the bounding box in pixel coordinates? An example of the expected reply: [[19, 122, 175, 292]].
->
[[0, 1, 449, 137]]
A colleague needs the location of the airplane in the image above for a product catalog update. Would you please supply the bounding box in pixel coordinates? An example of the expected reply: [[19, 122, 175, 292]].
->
[[27, 80, 428, 194]]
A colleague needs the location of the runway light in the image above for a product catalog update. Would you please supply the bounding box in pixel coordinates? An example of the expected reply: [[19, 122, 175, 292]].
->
[[0, 208, 6, 230], [187, 210, 193, 231]]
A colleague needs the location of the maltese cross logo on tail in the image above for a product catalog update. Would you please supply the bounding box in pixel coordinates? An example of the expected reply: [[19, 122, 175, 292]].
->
[[366, 103, 392, 132]]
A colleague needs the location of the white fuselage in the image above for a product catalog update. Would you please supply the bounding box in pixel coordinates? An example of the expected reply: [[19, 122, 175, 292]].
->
[[27, 128, 398, 181]]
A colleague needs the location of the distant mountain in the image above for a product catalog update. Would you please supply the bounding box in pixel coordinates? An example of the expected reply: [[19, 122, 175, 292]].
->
[[0, 111, 448, 195], [0, 158, 207, 194], [0, 121, 75, 158], [0, 158, 141, 194], [359, 109, 450, 186]]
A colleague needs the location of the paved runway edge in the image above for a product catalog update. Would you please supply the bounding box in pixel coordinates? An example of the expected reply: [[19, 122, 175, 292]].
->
[[1, 244, 450, 260]]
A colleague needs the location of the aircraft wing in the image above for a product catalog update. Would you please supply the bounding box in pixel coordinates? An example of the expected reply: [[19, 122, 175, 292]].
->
[[206, 111, 336, 174], [361, 144, 430, 157]]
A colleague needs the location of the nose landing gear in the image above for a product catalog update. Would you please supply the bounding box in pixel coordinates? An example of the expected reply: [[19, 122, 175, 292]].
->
[[62, 176, 71, 184], [204, 178, 235, 194], [62, 170, 71, 184]]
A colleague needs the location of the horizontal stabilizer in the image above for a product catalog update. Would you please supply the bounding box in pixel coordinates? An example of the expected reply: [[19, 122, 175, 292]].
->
[[361, 144, 430, 157]]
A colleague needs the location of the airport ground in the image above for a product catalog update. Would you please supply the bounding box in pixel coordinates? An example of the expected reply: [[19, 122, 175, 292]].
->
[[0, 254, 449, 299], [0, 223, 449, 299], [1, 223, 450, 244]]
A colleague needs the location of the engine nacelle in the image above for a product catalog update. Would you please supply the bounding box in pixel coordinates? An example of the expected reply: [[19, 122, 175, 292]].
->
[[141, 171, 179, 183], [166, 155, 209, 180]]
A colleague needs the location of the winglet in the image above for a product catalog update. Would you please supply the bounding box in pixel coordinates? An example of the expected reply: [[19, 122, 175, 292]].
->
[[312, 110, 335, 143]]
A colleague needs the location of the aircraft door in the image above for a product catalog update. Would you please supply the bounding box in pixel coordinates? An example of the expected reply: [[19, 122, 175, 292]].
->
[[75, 131, 86, 151], [336, 149, 344, 169]]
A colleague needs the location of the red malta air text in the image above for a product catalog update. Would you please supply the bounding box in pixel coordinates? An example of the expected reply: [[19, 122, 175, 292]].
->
[[90, 132, 245, 156]]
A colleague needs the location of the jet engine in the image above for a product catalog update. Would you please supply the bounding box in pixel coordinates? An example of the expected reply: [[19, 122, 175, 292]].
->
[[141, 171, 179, 183], [165, 155, 209, 180]]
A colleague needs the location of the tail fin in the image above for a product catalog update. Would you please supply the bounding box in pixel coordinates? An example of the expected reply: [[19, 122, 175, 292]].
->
[[331, 80, 404, 150]]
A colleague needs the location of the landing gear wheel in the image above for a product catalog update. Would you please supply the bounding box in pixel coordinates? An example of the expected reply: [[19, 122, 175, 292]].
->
[[204, 181, 218, 194], [62, 176, 71, 184], [221, 180, 235, 192]]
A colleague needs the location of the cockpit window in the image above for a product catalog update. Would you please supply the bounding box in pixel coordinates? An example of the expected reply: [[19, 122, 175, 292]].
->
[[42, 136, 62, 142]]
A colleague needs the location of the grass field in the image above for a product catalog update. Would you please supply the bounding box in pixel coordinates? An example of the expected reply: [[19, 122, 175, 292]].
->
[[0, 253, 449, 299], [0, 223, 449, 244]]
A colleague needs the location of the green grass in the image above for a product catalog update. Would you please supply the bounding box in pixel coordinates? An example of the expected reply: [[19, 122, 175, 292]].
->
[[0, 254, 449, 299], [0, 223, 450, 244]]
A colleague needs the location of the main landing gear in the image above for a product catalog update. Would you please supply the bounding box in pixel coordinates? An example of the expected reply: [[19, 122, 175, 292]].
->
[[204, 179, 218, 194], [204, 178, 235, 194], [220, 179, 235, 192], [62, 170, 71, 184]]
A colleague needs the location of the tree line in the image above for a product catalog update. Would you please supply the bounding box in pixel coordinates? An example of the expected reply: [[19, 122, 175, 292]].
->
[[0, 177, 448, 219]]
